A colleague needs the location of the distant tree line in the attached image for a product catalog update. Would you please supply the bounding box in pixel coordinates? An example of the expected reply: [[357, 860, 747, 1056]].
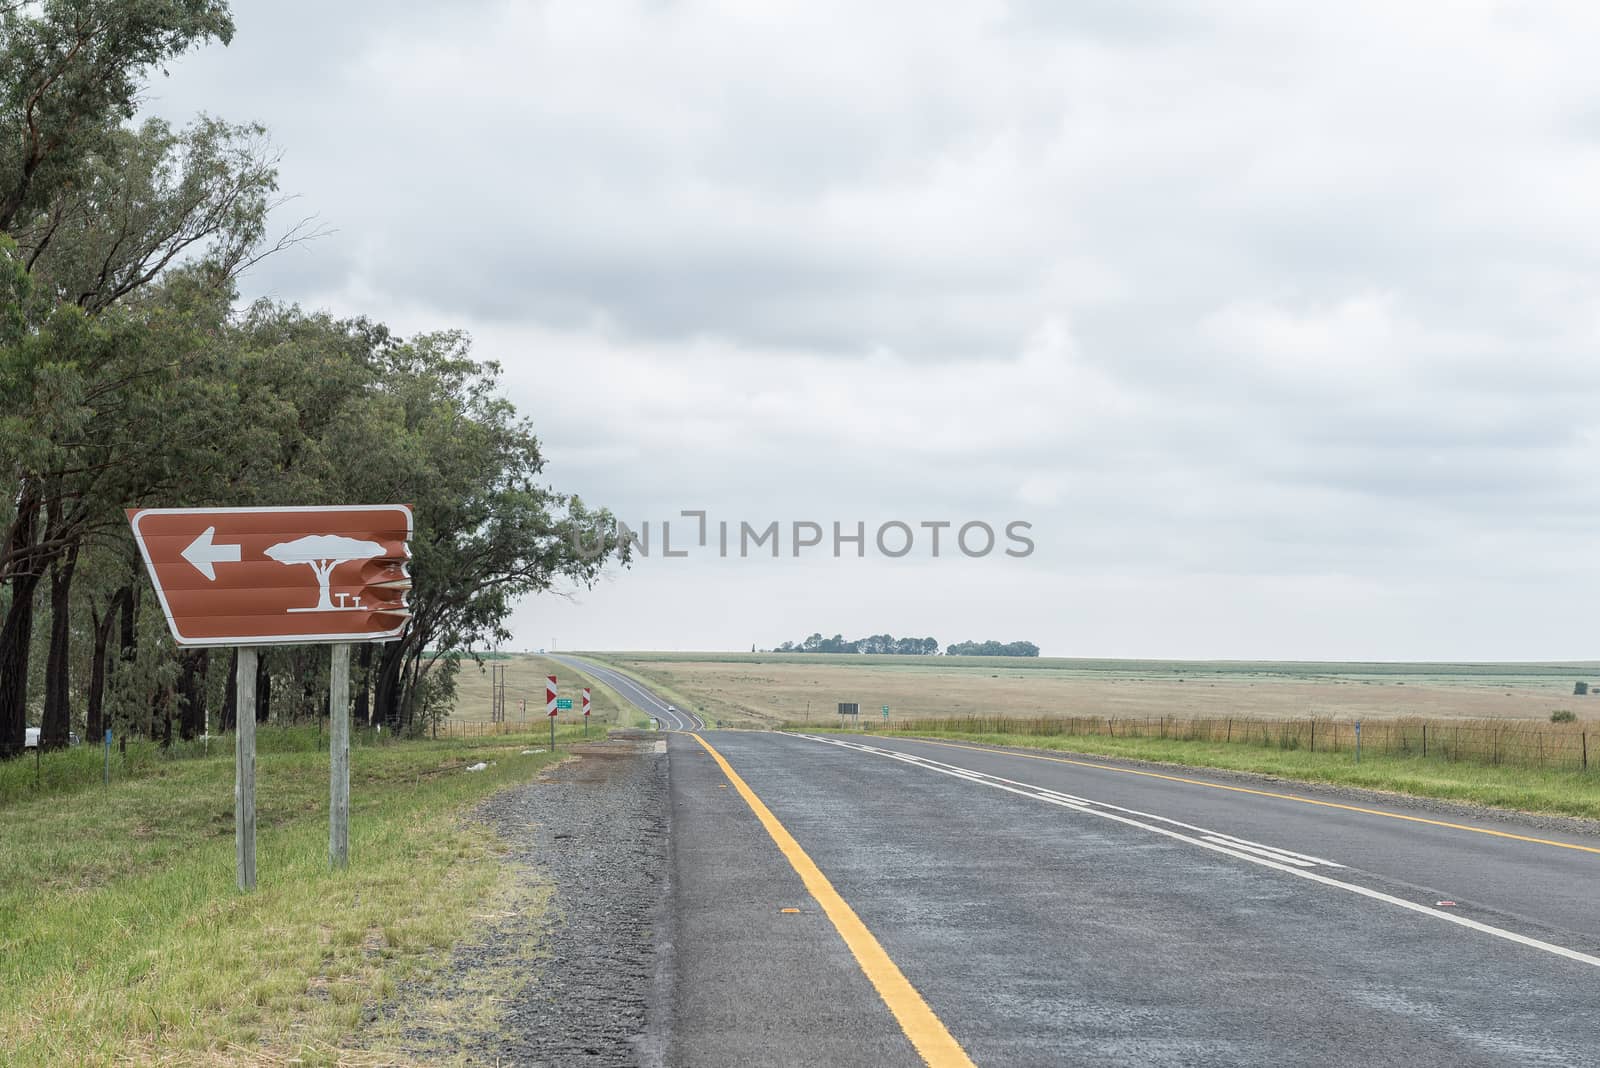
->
[[772, 633, 940, 655], [0, 2, 626, 758], [944, 640, 1040, 657], [767, 634, 1041, 656]]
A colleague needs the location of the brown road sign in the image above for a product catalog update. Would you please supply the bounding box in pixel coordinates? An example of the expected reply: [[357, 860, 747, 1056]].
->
[[128, 505, 413, 646]]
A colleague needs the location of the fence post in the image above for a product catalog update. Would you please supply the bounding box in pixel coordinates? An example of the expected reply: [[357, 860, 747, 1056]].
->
[[1422, 723, 1427, 758], [1309, 720, 1315, 753], [1355, 720, 1361, 764]]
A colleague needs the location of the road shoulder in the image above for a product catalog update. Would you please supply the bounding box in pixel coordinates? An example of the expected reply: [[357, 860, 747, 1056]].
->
[[363, 733, 669, 1065]]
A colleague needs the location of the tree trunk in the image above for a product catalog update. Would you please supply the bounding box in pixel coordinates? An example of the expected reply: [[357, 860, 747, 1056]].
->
[[354, 643, 372, 726], [219, 648, 238, 733], [0, 568, 41, 760], [85, 599, 116, 744], [0, 482, 42, 760], [118, 583, 137, 664], [300, 647, 321, 723], [402, 650, 425, 731], [177, 649, 208, 741], [40, 544, 79, 750], [157, 684, 173, 748], [372, 641, 406, 728], [255, 652, 271, 723]]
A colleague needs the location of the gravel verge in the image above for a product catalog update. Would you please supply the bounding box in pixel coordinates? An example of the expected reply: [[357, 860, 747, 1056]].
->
[[367, 732, 670, 1066]]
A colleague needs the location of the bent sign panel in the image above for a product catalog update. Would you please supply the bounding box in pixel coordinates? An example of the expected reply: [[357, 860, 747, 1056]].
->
[[128, 505, 413, 646]]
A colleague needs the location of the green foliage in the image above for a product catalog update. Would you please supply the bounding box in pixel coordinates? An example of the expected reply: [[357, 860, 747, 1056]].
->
[[0, 3, 627, 755], [0, 0, 235, 231], [774, 632, 939, 654], [1551, 709, 1576, 723], [943, 639, 1040, 657]]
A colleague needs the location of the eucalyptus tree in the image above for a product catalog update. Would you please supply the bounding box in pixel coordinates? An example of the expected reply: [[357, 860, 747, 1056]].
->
[[0, 84, 295, 753]]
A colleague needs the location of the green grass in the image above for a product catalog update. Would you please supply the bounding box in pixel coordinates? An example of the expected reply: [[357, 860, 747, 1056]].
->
[[802, 725, 1600, 820], [0, 724, 596, 1066], [0, 726, 388, 808]]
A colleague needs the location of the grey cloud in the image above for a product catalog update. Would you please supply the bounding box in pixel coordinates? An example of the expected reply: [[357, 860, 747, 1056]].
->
[[134, 0, 1600, 655]]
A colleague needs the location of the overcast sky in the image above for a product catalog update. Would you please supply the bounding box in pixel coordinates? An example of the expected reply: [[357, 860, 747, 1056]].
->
[[142, 1, 1600, 659]]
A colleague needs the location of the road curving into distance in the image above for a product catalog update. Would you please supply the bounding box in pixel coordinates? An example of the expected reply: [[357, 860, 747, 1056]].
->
[[551, 654, 704, 730], [535, 663, 1600, 1065]]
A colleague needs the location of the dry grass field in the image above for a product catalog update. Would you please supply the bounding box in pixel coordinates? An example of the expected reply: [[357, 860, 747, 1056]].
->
[[448, 655, 641, 728], [583, 653, 1600, 728]]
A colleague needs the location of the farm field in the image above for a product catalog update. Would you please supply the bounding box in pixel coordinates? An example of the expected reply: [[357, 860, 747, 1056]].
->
[[579, 652, 1600, 728], [448, 655, 641, 728]]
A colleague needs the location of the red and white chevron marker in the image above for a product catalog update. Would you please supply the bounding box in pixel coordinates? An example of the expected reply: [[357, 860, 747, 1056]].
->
[[582, 687, 592, 717], [546, 675, 558, 718]]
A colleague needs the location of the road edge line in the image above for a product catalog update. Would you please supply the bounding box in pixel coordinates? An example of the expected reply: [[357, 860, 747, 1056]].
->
[[690, 733, 976, 1068], [801, 733, 1600, 971], [895, 736, 1600, 857]]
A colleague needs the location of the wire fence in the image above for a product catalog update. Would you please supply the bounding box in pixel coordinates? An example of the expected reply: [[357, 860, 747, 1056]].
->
[[864, 714, 1598, 772]]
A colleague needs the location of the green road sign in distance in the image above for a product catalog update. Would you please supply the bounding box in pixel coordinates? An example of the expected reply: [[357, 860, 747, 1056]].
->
[[882, 705, 889, 713], [555, 698, 573, 710]]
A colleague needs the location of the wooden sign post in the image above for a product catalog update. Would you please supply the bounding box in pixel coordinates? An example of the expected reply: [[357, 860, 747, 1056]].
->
[[130, 505, 413, 890]]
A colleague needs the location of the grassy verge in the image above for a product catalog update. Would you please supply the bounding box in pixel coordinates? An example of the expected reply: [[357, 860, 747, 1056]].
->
[[793, 725, 1600, 821], [0, 724, 594, 1066]]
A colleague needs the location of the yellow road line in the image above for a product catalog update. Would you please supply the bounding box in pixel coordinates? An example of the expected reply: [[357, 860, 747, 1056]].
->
[[895, 736, 1600, 857], [691, 734, 976, 1068]]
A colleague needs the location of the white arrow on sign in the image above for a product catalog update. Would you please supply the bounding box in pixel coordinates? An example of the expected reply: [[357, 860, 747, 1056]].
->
[[181, 526, 242, 580]]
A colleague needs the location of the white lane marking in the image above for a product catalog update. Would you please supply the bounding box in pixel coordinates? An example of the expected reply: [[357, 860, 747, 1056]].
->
[[1199, 832, 1341, 868], [826, 737, 1343, 867], [1201, 837, 1317, 867], [791, 733, 1600, 971]]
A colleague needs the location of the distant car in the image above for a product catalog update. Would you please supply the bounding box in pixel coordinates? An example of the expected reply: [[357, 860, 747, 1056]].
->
[[667, 705, 677, 713]]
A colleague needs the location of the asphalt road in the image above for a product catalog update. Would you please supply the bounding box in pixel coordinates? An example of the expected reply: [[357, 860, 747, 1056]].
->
[[552, 655, 705, 730], [556, 663, 1600, 1065]]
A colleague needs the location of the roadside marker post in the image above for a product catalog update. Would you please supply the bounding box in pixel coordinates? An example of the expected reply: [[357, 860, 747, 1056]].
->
[[1355, 720, 1362, 764], [583, 687, 592, 736], [127, 505, 413, 892], [548, 675, 558, 749]]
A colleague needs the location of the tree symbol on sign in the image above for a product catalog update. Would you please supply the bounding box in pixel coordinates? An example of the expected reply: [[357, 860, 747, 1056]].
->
[[265, 534, 384, 613]]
